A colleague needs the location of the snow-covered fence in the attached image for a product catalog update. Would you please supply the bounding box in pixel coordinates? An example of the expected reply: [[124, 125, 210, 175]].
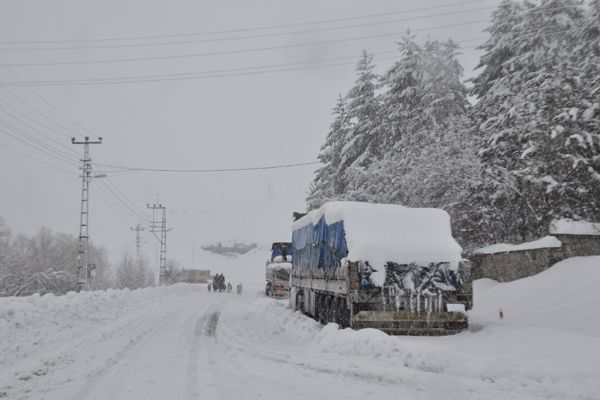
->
[[550, 219, 600, 259], [470, 219, 600, 282], [470, 237, 564, 282]]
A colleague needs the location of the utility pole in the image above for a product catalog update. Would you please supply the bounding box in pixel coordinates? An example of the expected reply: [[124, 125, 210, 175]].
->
[[147, 203, 168, 285], [130, 224, 144, 270], [72, 136, 102, 291]]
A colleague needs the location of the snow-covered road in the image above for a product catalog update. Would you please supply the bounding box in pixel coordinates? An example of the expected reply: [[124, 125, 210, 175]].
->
[[2, 257, 600, 400]]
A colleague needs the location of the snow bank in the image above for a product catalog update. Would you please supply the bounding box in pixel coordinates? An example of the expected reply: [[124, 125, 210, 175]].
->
[[471, 256, 600, 335], [292, 201, 462, 269], [0, 284, 201, 370], [549, 218, 600, 236], [473, 235, 562, 255], [221, 264, 600, 399]]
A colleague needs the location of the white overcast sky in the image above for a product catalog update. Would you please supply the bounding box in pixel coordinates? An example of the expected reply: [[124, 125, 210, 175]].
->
[[0, 0, 499, 268]]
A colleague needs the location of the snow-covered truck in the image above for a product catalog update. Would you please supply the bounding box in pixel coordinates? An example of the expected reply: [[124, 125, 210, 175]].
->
[[265, 242, 293, 299], [289, 201, 472, 335]]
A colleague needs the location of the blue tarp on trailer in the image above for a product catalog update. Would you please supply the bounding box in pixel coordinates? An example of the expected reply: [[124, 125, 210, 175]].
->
[[292, 216, 348, 274]]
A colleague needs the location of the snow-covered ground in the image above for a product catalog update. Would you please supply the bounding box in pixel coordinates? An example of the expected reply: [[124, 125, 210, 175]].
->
[[1, 256, 599, 399]]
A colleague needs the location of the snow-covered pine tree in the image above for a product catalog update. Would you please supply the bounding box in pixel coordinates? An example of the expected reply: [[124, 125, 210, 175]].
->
[[337, 50, 381, 200], [306, 94, 349, 209], [361, 38, 475, 213], [352, 34, 424, 204], [378, 33, 422, 150], [468, 0, 599, 245]]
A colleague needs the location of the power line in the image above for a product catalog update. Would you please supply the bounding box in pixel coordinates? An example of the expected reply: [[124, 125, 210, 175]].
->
[[1, 19, 489, 68], [0, 6, 496, 52], [95, 160, 320, 174], [0, 96, 84, 146], [101, 172, 150, 217], [0, 55, 404, 87], [0, 138, 77, 175], [0, 117, 78, 162], [96, 180, 148, 221], [1, 63, 153, 212], [0, 121, 80, 165], [0, 53, 400, 86], [0, 0, 493, 45], [0, 105, 81, 157], [100, 145, 153, 202], [96, 181, 148, 223], [97, 162, 148, 205], [10, 48, 398, 69], [6, 26, 567, 87], [95, 186, 141, 225], [0, 63, 86, 137]]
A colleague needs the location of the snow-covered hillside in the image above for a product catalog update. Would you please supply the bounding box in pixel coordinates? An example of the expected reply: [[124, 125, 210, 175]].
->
[[194, 246, 270, 290], [1, 257, 599, 399]]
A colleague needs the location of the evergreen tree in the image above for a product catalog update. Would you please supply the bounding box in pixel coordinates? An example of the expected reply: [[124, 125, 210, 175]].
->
[[467, 0, 599, 245], [337, 51, 381, 200], [378, 33, 422, 150], [306, 94, 349, 209], [363, 39, 475, 212]]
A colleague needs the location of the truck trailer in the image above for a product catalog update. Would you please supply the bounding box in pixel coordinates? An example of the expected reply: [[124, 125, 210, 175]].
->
[[289, 201, 472, 336]]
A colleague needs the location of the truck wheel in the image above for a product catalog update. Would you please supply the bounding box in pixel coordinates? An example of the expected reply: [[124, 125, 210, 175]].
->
[[333, 297, 342, 325], [295, 291, 304, 312], [324, 296, 333, 323], [337, 298, 350, 328], [315, 293, 322, 322]]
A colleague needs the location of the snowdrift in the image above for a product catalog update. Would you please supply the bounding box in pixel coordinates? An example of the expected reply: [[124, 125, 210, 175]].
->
[[0, 284, 201, 370], [470, 256, 600, 335], [215, 257, 600, 398]]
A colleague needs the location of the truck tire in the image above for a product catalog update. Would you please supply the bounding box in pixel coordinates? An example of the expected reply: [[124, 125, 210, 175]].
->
[[295, 290, 304, 313], [336, 297, 350, 328], [323, 295, 334, 323], [315, 292, 322, 322], [333, 297, 343, 325]]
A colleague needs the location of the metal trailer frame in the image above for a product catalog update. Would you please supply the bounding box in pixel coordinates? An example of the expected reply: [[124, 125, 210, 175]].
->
[[290, 262, 471, 336]]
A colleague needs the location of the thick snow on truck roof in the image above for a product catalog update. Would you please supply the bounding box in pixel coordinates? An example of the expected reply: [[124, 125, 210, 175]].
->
[[292, 201, 462, 268]]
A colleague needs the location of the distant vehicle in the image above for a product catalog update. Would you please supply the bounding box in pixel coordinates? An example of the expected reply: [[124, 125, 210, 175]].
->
[[289, 201, 473, 336], [180, 269, 210, 284], [265, 242, 292, 299]]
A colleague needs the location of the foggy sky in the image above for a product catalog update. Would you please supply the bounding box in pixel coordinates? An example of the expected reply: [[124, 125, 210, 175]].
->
[[0, 0, 499, 270]]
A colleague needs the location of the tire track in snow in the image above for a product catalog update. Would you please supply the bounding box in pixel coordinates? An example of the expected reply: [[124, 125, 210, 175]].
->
[[70, 299, 188, 400], [2, 295, 192, 400], [184, 300, 226, 400]]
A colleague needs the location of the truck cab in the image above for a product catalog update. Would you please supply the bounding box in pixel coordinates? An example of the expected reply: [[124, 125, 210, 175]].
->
[[265, 242, 293, 299]]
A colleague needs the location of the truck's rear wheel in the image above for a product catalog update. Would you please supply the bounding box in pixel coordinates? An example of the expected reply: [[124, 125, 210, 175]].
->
[[324, 295, 334, 323], [315, 292, 324, 322], [295, 290, 304, 312], [337, 297, 351, 328]]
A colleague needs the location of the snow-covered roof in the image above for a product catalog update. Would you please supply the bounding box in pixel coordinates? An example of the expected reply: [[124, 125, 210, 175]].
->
[[474, 236, 562, 255], [292, 201, 463, 265], [549, 218, 600, 236], [266, 262, 292, 271]]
